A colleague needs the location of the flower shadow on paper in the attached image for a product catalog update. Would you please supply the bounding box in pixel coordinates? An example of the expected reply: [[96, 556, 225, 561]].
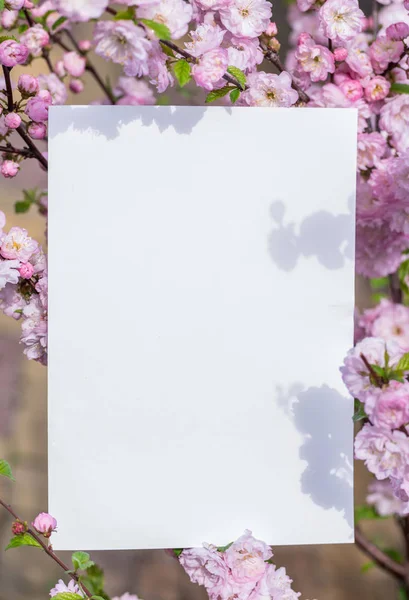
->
[[276, 383, 354, 529], [49, 105, 213, 140], [268, 199, 355, 271]]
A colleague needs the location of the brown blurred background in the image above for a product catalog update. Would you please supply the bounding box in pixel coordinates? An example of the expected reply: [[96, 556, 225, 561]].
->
[[0, 3, 403, 599]]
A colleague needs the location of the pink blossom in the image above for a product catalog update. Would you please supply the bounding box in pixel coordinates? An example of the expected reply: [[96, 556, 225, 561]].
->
[[227, 37, 263, 73], [21, 296, 47, 363], [38, 73, 67, 105], [4, 112, 21, 129], [356, 179, 388, 224], [243, 71, 299, 107], [0, 40, 29, 67], [32, 512, 57, 537], [19, 262, 35, 280], [1, 160, 19, 178], [354, 423, 409, 480], [1, 9, 19, 28], [338, 78, 363, 101], [367, 480, 409, 516], [366, 381, 409, 430], [78, 40, 92, 52], [52, 0, 108, 22], [219, 0, 272, 38], [249, 564, 300, 600], [179, 545, 233, 600], [192, 48, 228, 91], [364, 75, 390, 101], [137, 0, 193, 39], [63, 51, 86, 77], [114, 77, 155, 105], [0, 283, 24, 319], [340, 337, 402, 399], [185, 23, 226, 58], [295, 33, 335, 82], [18, 74, 39, 96], [28, 122, 47, 139], [297, 0, 316, 12], [265, 22, 278, 36], [25, 96, 50, 123], [112, 595, 140, 600], [0, 259, 20, 289], [355, 221, 409, 278], [20, 24, 49, 58], [386, 21, 409, 40], [195, 0, 233, 8], [147, 42, 174, 93], [334, 47, 348, 61], [224, 530, 272, 584], [380, 95, 409, 153], [50, 579, 84, 598], [5, 0, 24, 7], [319, 0, 364, 43], [357, 132, 386, 171], [370, 36, 404, 73], [345, 41, 374, 78], [94, 20, 151, 78], [1, 227, 38, 262]]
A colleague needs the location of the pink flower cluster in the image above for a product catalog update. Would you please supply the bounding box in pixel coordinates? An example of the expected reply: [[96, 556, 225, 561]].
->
[[179, 530, 300, 600], [0, 211, 47, 364], [341, 337, 409, 512]]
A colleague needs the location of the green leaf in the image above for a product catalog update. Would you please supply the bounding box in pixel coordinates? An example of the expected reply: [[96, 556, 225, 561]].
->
[[160, 42, 175, 58], [370, 277, 388, 290], [52, 594, 84, 600], [156, 94, 170, 105], [0, 35, 18, 43], [361, 561, 374, 573], [384, 548, 404, 563], [371, 364, 385, 377], [391, 83, 409, 94], [389, 371, 405, 383], [18, 24, 29, 34], [353, 399, 367, 422], [205, 86, 233, 103], [113, 8, 135, 20], [72, 551, 95, 571], [0, 459, 14, 481], [173, 548, 183, 557], [399, 587, 409, 600], [396, 352, 409, 372], [140, 19, 171, 41], [91, 597, 106, 600], [230, 88, 240, 104], [227, 66, 246, 89], [173, 59, 191, 87], [51, 16, 67, 30], [15, 200, 32, 214], [217, 541, 233, 552], [6, 533, 41, 550], [354, 504, 385, 523], [80, 564, 106, 598], [0, 0, 4, 11]]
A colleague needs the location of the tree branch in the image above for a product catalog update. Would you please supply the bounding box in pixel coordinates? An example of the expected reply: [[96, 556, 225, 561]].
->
[[0, 145, 35, 158], [355, 526, 406, 580], [360, 352, 384, 387], [0, 497, 93, 597]]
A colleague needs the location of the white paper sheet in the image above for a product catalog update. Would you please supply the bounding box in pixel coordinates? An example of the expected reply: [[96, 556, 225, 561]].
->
[[48, 106, 357, 550]]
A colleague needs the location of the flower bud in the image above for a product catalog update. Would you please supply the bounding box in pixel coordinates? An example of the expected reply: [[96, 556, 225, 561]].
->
[[269, 37, 281, 52], [265, 22, 278, 36], [5, 0, 24, 9], [32, 512, 57, 538], [0, 40, 29, 67], [386, 22, 409, 41], [5, 112, 21, 129], [78, 40, 91, 52], [18, 74, 39, 97], [55, 60, 66, 78], [333, 47, 348, 61], [69, 79, 84, 94], [28, 121, 47, 139], [1, 9, 18, 29], [1, 160, 20, 178], [11, 520, 27, 535], [63, 51, 86, 78], [19, 262, 35, 279]]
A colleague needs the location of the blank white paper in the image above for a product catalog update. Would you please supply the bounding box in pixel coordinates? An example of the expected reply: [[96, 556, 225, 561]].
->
[[48, 106, 357, 550]]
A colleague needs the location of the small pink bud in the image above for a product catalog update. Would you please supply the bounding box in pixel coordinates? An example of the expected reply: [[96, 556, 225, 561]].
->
[[11, 520, 27, 535], [269, 37, 281, 52], [69, 79, 84, 94], [24, 0, 34, 6], [28, 121, 47, 140], [265, 22, 278, 36], [19, 262, 34, 279], [78, 39, 91, 52], [63, 51, 86, 78], [0, 40, 29, 67], [5, 112, 21, 129], [18, 74, 39, 96], [404, 0, 409, 10], [32, 512, 57, 538], [55, 60, 66, 78], [386, 22, 409, 41], [1, 160, 19, 178], [334, 47, 348, 61], [1, 8, 18, 29]]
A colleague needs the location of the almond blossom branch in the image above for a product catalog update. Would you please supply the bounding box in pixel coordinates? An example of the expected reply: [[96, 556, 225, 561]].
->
[[1, 66, 48, 170], [360, 352, 384, 387], [24, 9, 54, 73], [0, 497, 93, 598], [355, 527, 406, 580], [0, 145, 36, 158], [262, 48, 310, 103]]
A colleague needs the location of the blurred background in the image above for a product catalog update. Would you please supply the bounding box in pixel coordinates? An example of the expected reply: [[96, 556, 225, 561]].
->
[[0, 1, 403, 599]]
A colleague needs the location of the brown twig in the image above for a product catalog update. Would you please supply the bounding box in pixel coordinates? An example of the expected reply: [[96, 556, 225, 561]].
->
[[355, 526, 406, 580], [360, 352, 384, 387], [262, 49, 310, 104], [0, 497, 93, 597], [0, 145, 35, 158], [389, 273, 403, 304], [1, 66, 48, 169]]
